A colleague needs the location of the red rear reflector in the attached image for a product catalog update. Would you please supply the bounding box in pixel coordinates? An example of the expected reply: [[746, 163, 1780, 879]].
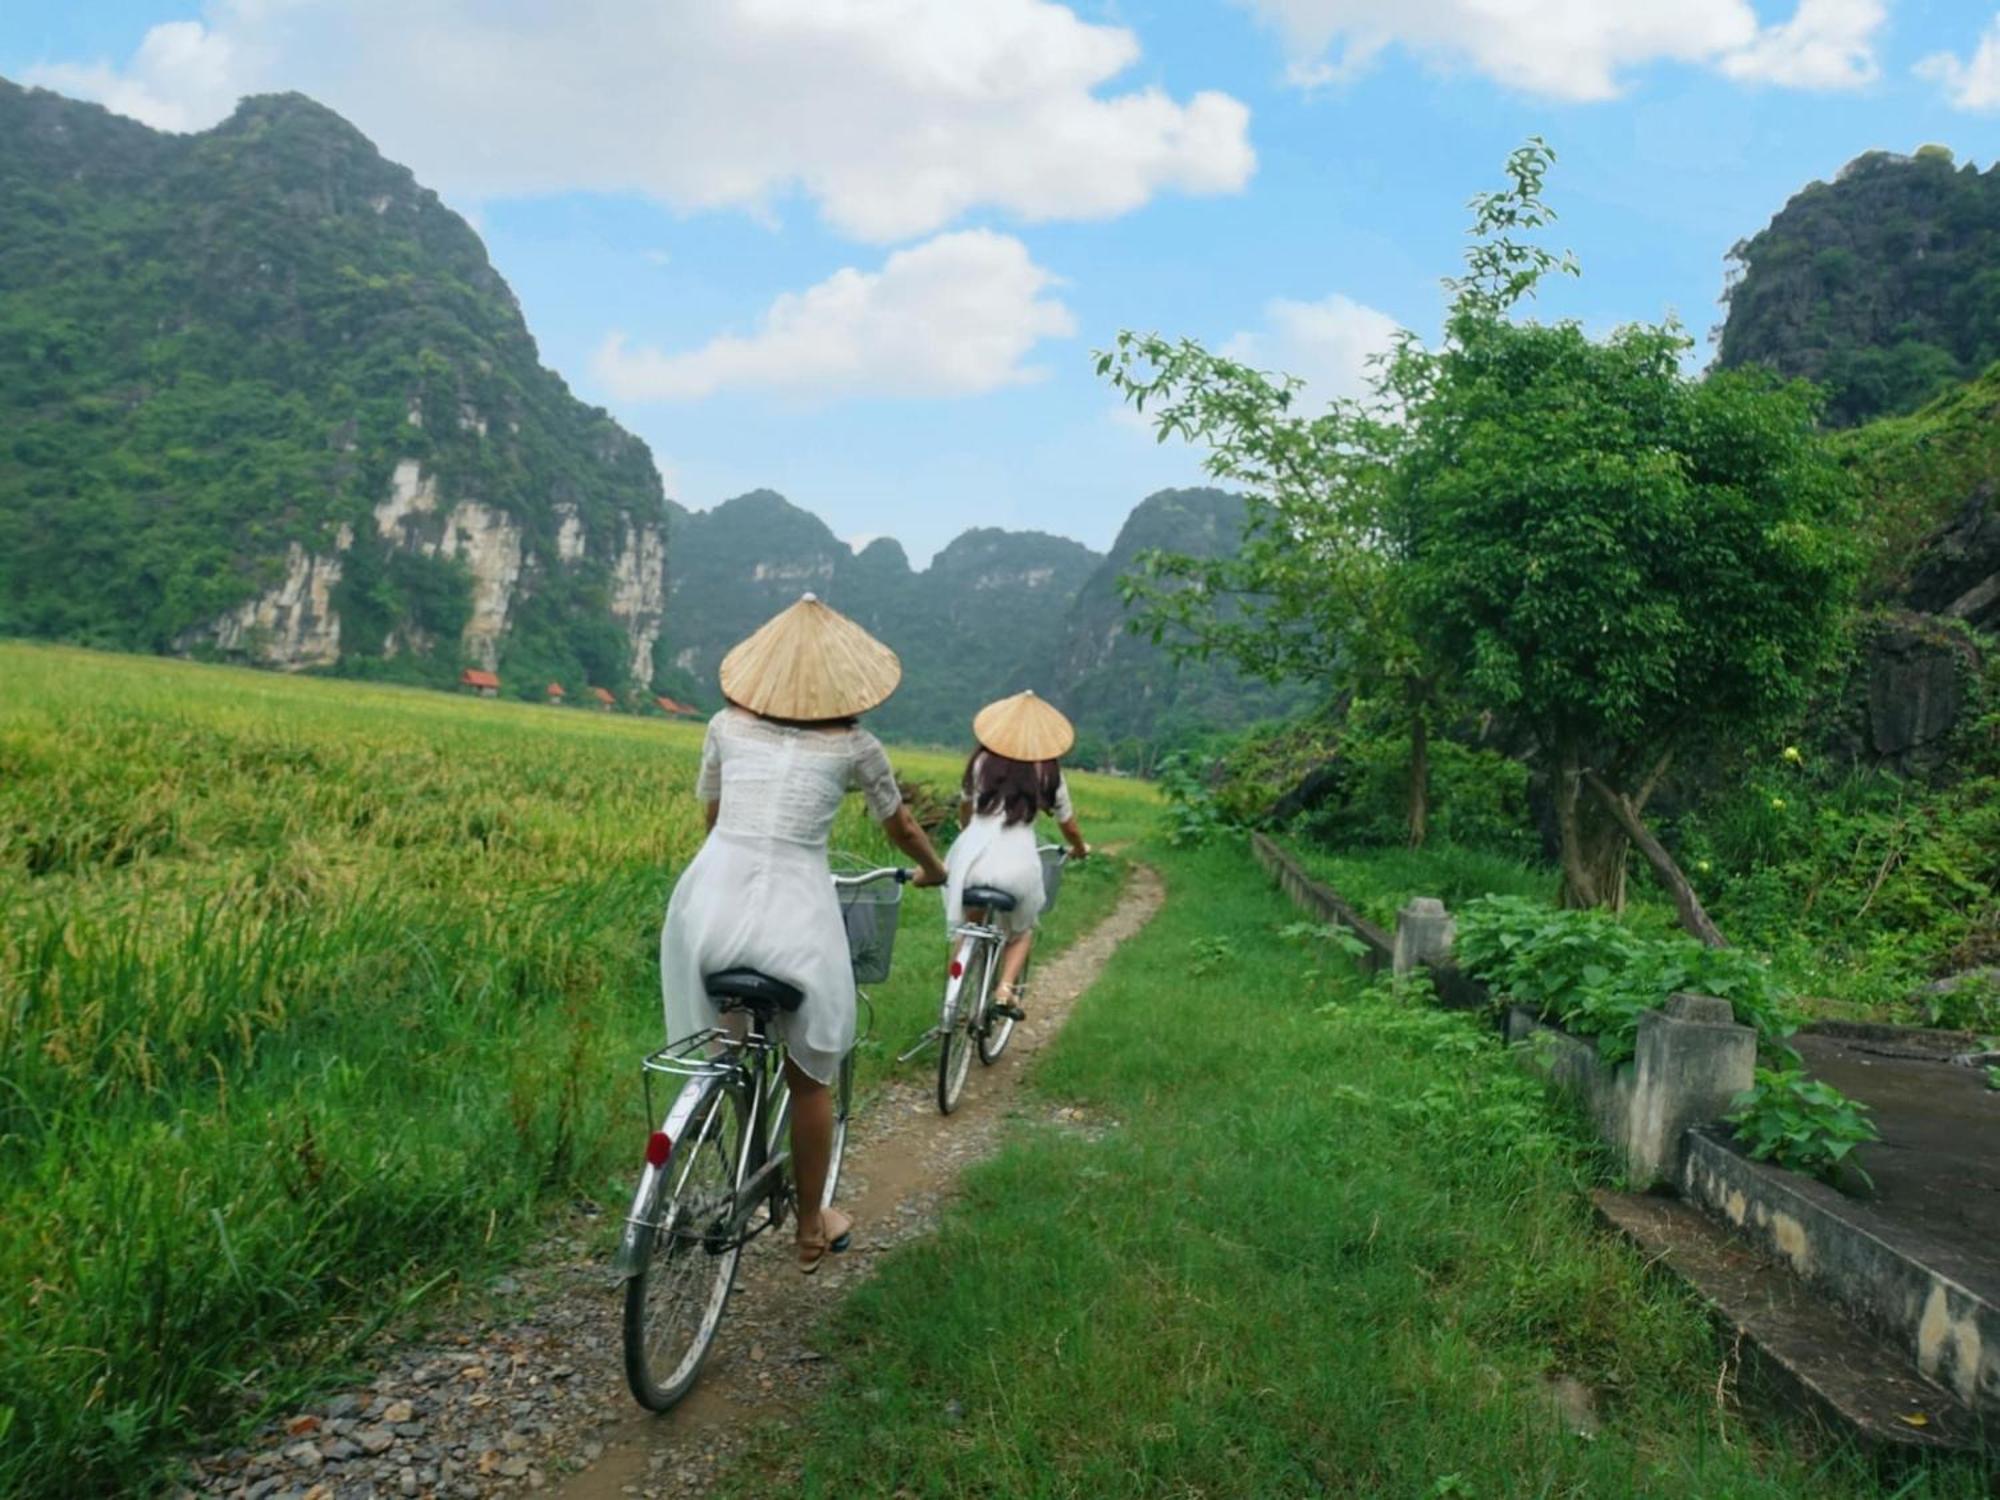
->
[[949, 960, 963, 978], [645, 1131, 672, 1167]]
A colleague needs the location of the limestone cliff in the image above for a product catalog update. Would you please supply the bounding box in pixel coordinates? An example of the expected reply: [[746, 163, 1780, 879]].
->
[[0, 80, 672, 695]]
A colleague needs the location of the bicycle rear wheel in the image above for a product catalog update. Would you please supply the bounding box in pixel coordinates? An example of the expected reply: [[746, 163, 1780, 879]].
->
[[937, 942, 984, 1114], [977, 948, 1024, 1065], [622, 1074, 750, 1411]]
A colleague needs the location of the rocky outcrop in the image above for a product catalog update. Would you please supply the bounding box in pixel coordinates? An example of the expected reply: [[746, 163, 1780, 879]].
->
[[609, 518, 667, 684], [1907, 483, 2000, 634], [433, 500, 525, 672], [189, 533, 350, 669], [1833, 612, 1984, 776]]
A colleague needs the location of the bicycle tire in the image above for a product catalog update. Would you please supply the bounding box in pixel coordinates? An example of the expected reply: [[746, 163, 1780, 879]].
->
[[977, 948, 1024, 1065], [622, 1072, 751, 1411], [937, 942, 983, 1114]]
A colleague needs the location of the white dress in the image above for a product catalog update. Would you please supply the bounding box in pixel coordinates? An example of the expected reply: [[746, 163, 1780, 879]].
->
[[944, 754, 1073, 938], [660, 708, 903, 1085]]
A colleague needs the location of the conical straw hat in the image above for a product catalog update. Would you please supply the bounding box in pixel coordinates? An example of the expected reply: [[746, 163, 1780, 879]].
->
[[719, 593, 901, 720], [973, 690, 1075, 761]]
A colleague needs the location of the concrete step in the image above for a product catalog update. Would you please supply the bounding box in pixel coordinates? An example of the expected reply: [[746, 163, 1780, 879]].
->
[[1681, 1127, 2000, 1417], [1592, 1188, 1989, 1456]]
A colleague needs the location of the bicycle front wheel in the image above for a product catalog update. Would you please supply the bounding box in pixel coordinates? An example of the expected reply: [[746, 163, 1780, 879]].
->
[[824, 1048, 854, 1206], [938, 942, 983, 1114], [622, 1074, 750, 1411]]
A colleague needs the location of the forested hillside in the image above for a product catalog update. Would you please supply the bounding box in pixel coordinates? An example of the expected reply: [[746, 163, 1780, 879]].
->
[[0, 80, 671, 695], [659, 489, 1280, 750], [1717, 146, 2000, 425]]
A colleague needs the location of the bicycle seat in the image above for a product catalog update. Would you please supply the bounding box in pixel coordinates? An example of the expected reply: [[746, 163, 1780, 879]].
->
[[962, 885, 1017, 914], [704, 968, 805, 1016]]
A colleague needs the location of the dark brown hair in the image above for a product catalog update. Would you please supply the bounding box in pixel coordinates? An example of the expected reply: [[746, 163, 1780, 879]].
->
[[726, 696, 858, 731], [964, 748, 1060, 827]]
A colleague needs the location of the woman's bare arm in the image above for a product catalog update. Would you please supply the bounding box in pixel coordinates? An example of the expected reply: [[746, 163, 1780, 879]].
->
[[1059, 815, 1088, 860], [704, 800, 719, 833], [883, 806, 949, 886]]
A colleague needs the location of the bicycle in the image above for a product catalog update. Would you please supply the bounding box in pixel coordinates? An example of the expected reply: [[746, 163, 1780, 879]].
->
[[927, 843, 1065, 1115], [614, 864, 909, 1412]]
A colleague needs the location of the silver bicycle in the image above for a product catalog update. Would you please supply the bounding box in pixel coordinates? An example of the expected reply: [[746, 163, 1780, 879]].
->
[[614, 864, 908, 1411], [927, 843, 1065, 1115]]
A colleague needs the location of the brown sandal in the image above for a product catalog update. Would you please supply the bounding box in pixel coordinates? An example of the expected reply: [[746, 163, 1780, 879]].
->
[[798, 1207, 853, 1276]]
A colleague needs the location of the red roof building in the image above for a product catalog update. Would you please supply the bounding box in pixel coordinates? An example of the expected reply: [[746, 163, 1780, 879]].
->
[[459, 668, 500, 697], [655, 696, 699, 717], [589, 685, 617, 710], [546, 682, 566, 702]]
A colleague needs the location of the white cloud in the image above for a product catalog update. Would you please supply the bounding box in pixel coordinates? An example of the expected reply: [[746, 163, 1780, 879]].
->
[[28, 19, 244, 132], [1221, 292, 1402, 412], [27, 0, 1254, 242], [1721, 0, 1882, 88], [1918, 12, 2000, 110], [1236, 0, 1883, 100], [593, 230, 1074, 401]]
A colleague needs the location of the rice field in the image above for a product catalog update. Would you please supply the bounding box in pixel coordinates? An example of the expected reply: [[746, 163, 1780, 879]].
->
[[0, 642, 1155, 1496]]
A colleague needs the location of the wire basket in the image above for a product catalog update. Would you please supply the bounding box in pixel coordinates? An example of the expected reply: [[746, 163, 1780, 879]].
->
[[1039, 846, 1066, 916], [832, 855, 903, 984]]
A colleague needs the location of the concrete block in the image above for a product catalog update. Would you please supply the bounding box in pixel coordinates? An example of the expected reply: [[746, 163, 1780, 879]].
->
[[1509, 994, 1755, 1191], [1626, 992, 1757, 1187], [1393, 897, 1455, 977]]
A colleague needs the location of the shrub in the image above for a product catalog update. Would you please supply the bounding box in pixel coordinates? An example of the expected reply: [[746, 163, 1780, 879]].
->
[[1726, 1068, 1878, 1188]]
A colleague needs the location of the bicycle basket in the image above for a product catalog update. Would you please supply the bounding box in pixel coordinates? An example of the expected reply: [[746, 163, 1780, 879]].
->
[[836, 877, 903, 985], [1039, 846, 1065, 916]]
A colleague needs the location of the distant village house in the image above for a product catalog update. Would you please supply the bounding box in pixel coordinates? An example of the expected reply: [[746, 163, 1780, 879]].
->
[[459, 668, 500, 698], [590, 686, 617, 712], [655, 696, 700, 718], [546, 682, 566, 705]]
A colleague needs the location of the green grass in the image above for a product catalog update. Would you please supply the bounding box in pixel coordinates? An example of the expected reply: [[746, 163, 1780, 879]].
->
[[0, 641, 1155, 1496], [719, 840, 1984, 1498], [1290, 840, 1559, 931]]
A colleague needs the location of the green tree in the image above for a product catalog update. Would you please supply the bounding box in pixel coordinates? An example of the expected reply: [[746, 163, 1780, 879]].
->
[[1405, 317, 1858, 939], [1096, 142, 1577, 846]]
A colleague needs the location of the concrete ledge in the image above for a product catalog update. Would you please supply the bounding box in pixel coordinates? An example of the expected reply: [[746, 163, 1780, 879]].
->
[[1684, 1129, 2000, 1415], [1593, 1189, 1988, 1454], [1509, 1002, 1755, 1191], [1249, 832, 1391, 973]]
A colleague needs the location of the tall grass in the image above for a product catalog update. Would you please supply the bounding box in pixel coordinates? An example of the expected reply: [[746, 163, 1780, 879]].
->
[[720, 842, 1985, 1497], [0, 642, 1153, 1495], [1291, 840, 1557, 931]]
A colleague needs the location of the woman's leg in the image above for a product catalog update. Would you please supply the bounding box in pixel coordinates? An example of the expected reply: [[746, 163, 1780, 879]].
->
[[786, 1056, 843, 1245], [994, 929, 1035, 1000]]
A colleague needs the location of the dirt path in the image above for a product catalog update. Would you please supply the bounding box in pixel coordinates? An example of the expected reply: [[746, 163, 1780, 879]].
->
[[189, 864, 1163, 1500]]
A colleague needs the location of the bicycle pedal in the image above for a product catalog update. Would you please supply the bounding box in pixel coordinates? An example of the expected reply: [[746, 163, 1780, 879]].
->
[[990, 1002, 1026, 1022]]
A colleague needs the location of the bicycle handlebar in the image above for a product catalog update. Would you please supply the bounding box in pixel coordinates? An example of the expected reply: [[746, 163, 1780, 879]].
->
[[831, 866, 912, 889]]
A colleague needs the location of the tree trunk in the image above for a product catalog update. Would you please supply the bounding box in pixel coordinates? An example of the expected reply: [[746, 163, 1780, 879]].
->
[[1584, 770, 1729, 948], [1406, 694, 1429, 850], [1555, 746, 1630, 911]]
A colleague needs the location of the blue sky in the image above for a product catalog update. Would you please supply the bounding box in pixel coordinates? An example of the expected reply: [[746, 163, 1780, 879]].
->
[[4, 1, 1997, 563]]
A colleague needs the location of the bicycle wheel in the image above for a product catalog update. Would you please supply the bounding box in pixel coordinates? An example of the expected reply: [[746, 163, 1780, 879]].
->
[[977, 948, 1024, 1065], [824, 1048, 854, 1206], [622, 1074, 751, 1411], [937, 941, 984, 1114]]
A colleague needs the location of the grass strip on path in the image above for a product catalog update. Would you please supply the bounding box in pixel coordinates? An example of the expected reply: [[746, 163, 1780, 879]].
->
[[719, 840, 1987, 1498]]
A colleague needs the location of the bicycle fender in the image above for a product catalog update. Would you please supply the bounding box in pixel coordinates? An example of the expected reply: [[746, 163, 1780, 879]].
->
[[611, 1076, 710, 1279]]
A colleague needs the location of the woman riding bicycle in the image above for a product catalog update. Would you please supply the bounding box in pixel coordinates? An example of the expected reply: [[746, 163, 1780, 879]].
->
[[944, 691, 1091, 1015], [660, 594, 947, 1272]]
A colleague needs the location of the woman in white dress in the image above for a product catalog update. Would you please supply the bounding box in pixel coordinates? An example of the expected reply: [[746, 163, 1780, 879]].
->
[[661, 595, 947, 1272], [944, 692, 1091, 1014]]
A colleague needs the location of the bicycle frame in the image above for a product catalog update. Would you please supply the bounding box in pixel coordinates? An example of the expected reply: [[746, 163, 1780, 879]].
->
[[612, 1023, 787, 1277]]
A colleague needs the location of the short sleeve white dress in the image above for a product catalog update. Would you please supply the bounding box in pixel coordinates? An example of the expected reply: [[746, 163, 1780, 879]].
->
[[943, 752, 1073, 937], [660, 708, 903, 1084]]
